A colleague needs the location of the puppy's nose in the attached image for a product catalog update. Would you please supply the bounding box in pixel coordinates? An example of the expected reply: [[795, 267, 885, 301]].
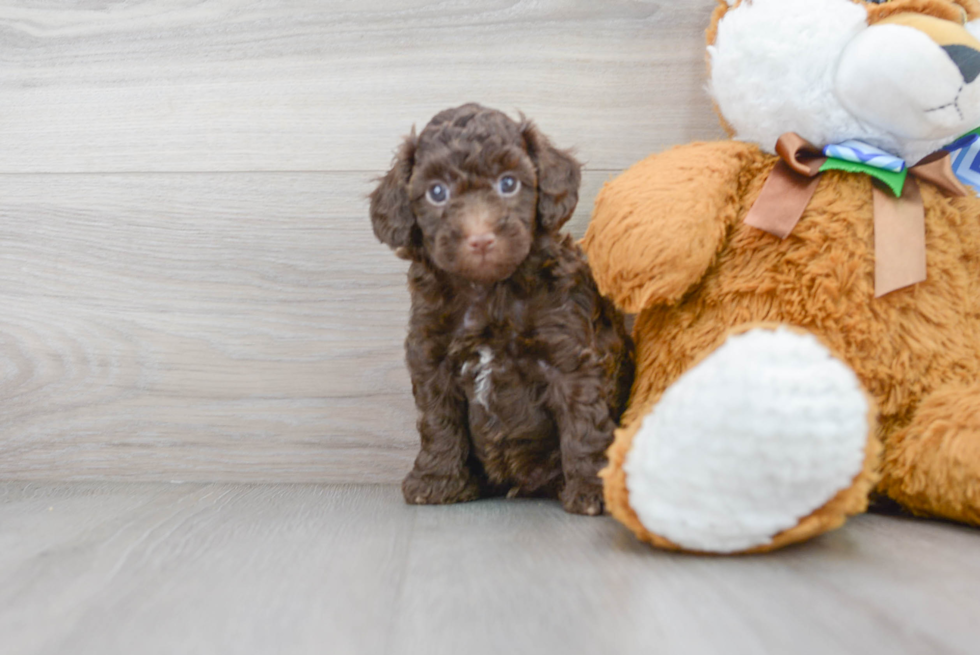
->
[[943, 44, 980, 83], [466, 233, 496, 255]]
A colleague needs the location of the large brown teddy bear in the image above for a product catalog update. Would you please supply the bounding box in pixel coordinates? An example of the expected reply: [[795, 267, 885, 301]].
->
[[583, 0, 980, 553]]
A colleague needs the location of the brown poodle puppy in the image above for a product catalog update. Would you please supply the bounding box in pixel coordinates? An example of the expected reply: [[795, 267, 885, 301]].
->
[[370, 103, 634, 515]]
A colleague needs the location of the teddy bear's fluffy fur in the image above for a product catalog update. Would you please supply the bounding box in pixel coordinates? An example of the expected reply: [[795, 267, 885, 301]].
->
[[584, 0, 980, 552]]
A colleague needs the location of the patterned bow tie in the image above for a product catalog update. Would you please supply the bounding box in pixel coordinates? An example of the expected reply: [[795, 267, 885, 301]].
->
[[944, 129, 980, 195], [822, 140, 908, 195], [745, 133, 970, 297]]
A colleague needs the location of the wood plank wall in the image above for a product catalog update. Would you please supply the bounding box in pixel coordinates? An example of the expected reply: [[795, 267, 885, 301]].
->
[[0, 0, 727, 482]]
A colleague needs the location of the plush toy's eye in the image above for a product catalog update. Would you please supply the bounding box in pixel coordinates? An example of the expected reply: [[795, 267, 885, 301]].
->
[[426, 182, 450, 205], [496, 174, 520, 197]]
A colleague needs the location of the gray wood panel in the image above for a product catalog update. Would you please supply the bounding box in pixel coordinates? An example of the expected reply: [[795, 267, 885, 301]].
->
[[2, 482, 979, 655], [0, 0, 725, 173], [0, 483, 415, 655], [0, 171, 612, 482], [0, 0, 724, 481]]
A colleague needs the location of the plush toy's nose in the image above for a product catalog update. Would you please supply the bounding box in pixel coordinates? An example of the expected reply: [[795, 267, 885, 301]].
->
[[942, 44, 980, 83]]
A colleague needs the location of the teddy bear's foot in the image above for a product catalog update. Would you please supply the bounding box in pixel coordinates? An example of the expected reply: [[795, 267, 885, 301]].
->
[[879, 382, 980, 526], [622, 326, 876, 553]]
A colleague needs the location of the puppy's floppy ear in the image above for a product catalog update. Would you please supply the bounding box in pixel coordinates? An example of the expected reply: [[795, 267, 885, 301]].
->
[[370, 130, 419, 255], [522, 120, 582, 232]]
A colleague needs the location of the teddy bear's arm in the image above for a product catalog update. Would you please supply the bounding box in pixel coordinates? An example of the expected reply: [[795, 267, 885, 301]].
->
[[582, 141, 759, 313]]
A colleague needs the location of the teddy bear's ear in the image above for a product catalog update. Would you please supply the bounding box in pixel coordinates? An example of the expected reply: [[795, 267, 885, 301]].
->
[[369, 131, 419, 254], [521, 120, 582, 233]]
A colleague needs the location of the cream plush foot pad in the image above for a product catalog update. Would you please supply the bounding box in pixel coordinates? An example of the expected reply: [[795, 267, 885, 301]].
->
[[623, 327, 869, 553]]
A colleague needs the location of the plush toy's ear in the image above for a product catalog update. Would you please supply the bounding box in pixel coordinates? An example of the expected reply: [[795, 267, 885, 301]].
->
[[369, 131, 419, 256], [522, 121, 582, 232]]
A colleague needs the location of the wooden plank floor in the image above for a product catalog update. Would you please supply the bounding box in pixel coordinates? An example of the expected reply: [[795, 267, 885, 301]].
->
[[2, 482, 979, 655]]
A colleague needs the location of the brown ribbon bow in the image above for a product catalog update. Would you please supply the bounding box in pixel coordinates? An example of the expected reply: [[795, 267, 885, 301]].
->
[[744, 132, 970, 297]]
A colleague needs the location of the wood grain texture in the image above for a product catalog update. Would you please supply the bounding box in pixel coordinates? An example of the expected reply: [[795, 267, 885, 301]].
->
[[0, 0, 724, 482], [0, 171, 613, 482], [0, 0, 726, 173], [1, 482, 979, 655], [0, 483, 415, 655]]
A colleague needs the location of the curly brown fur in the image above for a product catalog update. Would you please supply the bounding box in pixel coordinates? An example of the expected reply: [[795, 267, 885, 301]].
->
[[370, 103, 634, 515]]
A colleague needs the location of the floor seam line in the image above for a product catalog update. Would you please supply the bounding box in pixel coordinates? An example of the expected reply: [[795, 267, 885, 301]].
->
[[381, 500, 417, 655]]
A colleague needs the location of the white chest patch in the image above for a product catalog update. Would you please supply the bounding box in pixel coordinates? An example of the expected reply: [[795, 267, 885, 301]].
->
[[461, 346, 495, 409], [462, 306, 479, 330]]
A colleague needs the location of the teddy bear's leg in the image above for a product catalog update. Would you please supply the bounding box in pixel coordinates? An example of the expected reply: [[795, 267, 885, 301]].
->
[[611, 325, 879, 554], [878, 384, 980, 525]]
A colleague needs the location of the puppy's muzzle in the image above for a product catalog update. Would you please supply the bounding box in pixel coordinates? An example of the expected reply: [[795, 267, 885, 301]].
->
[[466, 233, 496, 256], [458, 198, 501, 254]]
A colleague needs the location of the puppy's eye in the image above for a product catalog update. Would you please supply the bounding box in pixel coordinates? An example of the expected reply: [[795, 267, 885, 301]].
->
[[426, 182, 450, 206], [496, 175, 520, 197]]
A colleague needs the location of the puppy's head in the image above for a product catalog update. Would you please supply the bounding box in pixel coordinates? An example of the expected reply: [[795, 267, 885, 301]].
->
[[370, 103, 581, 284]]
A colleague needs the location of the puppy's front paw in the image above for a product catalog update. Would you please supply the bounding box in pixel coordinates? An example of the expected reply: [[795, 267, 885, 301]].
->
[[402, 468, 481, 505], [561, 479, 605, 516]]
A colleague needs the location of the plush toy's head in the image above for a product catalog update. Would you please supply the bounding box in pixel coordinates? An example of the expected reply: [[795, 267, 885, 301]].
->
[[708, 0, 980, 163]]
